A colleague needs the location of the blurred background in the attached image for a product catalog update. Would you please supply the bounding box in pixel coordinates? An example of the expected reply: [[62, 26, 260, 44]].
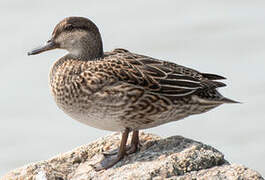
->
[[0, 0, 264, 177]]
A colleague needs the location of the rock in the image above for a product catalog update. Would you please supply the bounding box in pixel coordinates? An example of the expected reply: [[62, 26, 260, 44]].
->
[[1, 133, 263, 180], [173, 164, 263, 180]]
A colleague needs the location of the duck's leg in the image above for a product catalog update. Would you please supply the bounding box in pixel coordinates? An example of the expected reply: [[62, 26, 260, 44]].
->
[[102, 130, 139, 156], [126, 130, 139, 154], [93, 128, 129, 171]]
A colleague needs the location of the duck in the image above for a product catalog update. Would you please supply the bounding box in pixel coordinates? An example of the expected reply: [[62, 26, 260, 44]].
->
[[28, 16, 238, 170]]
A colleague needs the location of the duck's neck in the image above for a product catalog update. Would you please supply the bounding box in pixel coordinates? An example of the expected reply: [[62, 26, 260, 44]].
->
[[68, 33, 104, 61]]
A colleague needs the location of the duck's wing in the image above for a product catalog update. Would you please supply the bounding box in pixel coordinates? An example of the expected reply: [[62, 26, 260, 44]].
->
[[81, 49, 233, 102], [106, 49, 226, 96]]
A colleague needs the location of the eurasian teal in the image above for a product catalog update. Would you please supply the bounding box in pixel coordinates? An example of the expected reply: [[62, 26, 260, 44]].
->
[[28, 17, 237, 170]]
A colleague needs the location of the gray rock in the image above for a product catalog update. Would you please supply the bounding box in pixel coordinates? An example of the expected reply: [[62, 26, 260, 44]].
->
[[1, 133, 263, 180]]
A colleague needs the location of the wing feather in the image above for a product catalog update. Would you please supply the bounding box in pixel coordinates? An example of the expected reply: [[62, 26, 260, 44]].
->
[[83, 49, 227, 99]]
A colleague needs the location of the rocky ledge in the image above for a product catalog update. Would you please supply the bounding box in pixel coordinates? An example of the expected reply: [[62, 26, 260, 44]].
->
[[1, 133, 263, 180]]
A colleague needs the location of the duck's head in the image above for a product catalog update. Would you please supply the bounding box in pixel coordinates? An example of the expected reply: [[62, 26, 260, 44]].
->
[[28, 17, 103, 60]]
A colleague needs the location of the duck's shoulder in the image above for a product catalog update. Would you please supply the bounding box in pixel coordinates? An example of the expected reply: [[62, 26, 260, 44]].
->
[[112, 48, 130, 53], [103, 48, 160, 64]]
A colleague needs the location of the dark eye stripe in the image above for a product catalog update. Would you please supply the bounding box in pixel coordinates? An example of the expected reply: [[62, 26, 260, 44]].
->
[[53, 25, 90, 38]]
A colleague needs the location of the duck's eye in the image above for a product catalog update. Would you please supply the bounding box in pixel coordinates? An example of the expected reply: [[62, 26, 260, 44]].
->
[[64, 24, 74, 31]]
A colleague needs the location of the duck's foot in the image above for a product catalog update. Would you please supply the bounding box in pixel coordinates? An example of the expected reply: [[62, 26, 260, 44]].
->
[[93, 128, 130, 171], [93, 153, 124, 171], [103, 130, 140, 156]]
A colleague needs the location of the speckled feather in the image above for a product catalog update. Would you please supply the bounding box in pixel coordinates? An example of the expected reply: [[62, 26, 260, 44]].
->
[[49, 48, 235, 131]]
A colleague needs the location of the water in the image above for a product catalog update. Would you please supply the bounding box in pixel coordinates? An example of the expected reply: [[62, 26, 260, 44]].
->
[[0, 0, 264, 177]]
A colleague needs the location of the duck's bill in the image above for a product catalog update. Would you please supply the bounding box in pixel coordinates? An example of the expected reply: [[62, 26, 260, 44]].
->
[[27, 40, 57, 56]]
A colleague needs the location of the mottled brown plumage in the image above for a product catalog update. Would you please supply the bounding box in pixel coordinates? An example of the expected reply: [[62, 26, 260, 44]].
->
[[28, 17, 237, 170]]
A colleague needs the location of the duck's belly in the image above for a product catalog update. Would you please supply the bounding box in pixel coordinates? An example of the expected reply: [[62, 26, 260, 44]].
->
[[57, 100, 129, 131], [53, 85, 223, 131], [69, 112, 125, 132], [54, 92, 219, 132], [56, 99, 187, 132]]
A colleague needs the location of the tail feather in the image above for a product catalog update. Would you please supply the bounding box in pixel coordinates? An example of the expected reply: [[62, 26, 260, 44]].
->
[[194, 95, 240, 104], [210, 81, 227, 88], [195, 88, 239, 104], [202, 80, 227, 89], [219, 97, 240, 104], [202, 73, 226, 80]]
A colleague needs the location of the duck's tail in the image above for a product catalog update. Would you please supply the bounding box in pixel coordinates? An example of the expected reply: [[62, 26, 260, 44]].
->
[[195, 88, 240, 104]]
